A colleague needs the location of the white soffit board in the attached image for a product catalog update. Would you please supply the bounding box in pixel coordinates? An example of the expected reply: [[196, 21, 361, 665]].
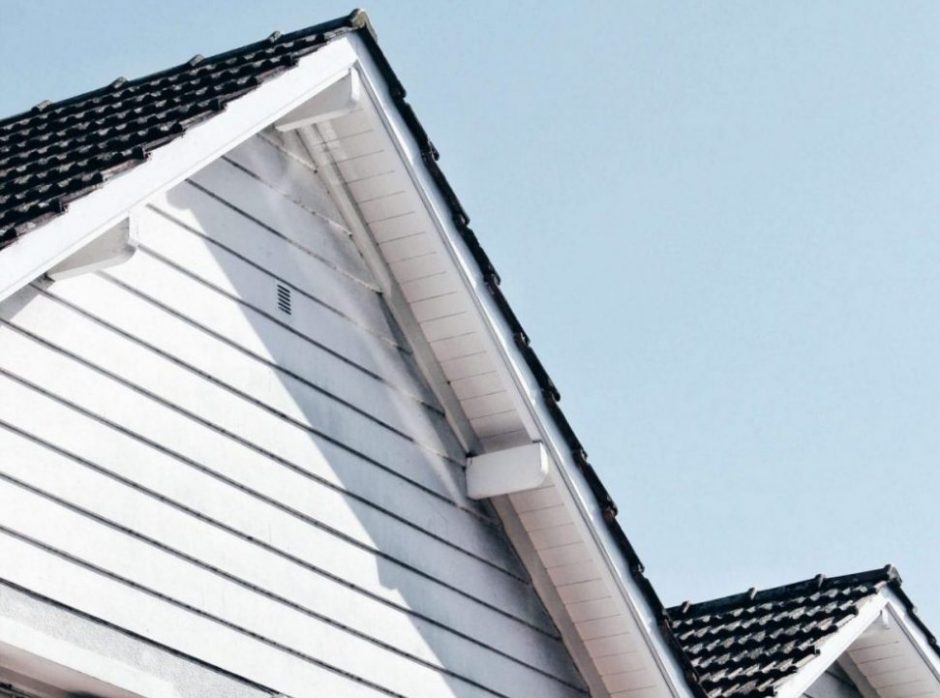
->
[[298, 33, 696, 698], [843, 594, 940, 698], [773, 593, 889, 698], [0, 37, 359, 304], [776, 588, 940, 698]]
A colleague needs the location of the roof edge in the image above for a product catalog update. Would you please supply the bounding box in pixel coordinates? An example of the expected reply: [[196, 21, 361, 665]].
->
[[668, 565, 899, 620], [0, 10, 363, 131], [345, 17, 708, 698]]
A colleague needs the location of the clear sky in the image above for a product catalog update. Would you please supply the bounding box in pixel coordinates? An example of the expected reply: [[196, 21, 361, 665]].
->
[[3, 1, 938, 627]]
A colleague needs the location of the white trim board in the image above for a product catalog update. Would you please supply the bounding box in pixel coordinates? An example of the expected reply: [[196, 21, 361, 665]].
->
[[776, 587, 940, 698], [0, 38, 359, 305]]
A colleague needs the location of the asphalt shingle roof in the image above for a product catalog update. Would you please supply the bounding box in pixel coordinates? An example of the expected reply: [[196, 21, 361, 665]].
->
[[666, 567, 900, 698], [0, 12, 365, 249]]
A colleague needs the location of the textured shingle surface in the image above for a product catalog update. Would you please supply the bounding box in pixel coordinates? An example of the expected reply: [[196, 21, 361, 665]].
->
[[666, 568, 896, 697], [0, 14, 361, 249]]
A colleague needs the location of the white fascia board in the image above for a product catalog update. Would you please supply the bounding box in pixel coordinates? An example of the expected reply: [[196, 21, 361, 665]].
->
[[349, 33, 694, 698], [0, 37, 359, 304], [884, 592, 940, 684], [774, 592, 889, 698]]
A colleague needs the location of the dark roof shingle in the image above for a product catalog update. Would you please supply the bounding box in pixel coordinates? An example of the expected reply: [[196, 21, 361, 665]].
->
[[0, 12, 362, 248], [666, 567, 900, 697]]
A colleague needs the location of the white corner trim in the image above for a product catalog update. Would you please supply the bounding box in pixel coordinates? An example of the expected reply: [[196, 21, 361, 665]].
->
[[467, 443, 549, 499], [275, 69, 361, 130], [0, 37, 359, 305], [775, 592, 889, 698], [46, 214, 138, 280], [0, 617, 179, 698]]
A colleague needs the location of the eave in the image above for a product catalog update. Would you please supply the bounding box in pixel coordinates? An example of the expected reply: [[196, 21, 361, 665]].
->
[[0, 13, 698, 697], [305, 26, 699, 698]]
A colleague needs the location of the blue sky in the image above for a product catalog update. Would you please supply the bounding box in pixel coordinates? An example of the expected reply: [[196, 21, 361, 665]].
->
[[3, 1, 939, 627]]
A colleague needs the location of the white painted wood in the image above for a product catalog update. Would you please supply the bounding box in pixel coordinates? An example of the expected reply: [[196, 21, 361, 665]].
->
[[3, 285, 470, 504], [106, 238, 436, 411], [838, 652, 880, 698], [0, 384, 561, 660], [275, 70, 361, 131], [0, 481, 579, 697], [6, 283, 522, 566], [491, 496, 612, 698], [297, 125, 482, 454], [70, 242, 459, 462], [0, 84, 593, 692], [467, 443, 550, 499], [0, 530, 388, 698], [0, 434, 583, 696], [349, 34, 699, 696], [186, 158, 373, 286], [843, 595, 940, 698], [225, 131, 344, 222], [0, 617, 178, 698], [46, 217, 138, 281], [0, 310, 559, 630]]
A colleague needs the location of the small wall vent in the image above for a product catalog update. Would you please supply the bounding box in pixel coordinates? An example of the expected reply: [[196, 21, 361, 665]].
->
[[276, 283, 292, 315]]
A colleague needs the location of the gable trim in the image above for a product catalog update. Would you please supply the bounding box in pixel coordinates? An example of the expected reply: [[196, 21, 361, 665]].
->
[[344, 30, 697, 698], [0, 38, 358, 305], [775, 592, 888, 698]]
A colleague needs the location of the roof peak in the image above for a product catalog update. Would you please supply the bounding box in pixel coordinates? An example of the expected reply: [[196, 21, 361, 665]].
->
[[0, 9, 366, 131]]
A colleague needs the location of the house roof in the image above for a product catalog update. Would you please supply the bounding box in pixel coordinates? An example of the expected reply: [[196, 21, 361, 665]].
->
[[0, 8, 701, 694], [666, 566, 940, 698], [0, 13, 361, 248], [7, 10, 937, 698]]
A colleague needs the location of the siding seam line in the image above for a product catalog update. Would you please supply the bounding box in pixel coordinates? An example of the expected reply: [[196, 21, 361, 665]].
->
[[144, 199, 407, 357], [0, 418, 572, 657], [0, 321, 524, 581], [183, 177, 381, 294], [100, 249, 463, 463], [0, 524, 414, 698], [0, 579, 279, 695], [0, 367, 554, 634], [0, 472, 582, 693]]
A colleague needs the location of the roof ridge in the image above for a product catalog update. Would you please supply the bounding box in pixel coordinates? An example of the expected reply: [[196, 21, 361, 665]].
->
[[668, 565, 898, 619], [0, 9, 364, 131]]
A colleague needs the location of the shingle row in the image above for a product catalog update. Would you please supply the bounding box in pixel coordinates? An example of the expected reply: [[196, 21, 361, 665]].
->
[[0, 24, 345, 247], [666, 571, 890, 697]]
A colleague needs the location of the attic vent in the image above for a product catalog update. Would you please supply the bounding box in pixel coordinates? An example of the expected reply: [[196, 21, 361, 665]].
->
[[276, 283, 292, 315]]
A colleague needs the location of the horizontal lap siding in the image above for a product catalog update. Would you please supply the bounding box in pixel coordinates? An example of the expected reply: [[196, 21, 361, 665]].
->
[[0, 132, 586, 698]]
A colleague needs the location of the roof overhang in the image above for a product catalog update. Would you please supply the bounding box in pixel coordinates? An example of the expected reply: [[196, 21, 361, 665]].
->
[[0, 17, 697, 697], [774, 586, 940, 698], [0, 35, 360, 304], [284, 28, 699, 698]]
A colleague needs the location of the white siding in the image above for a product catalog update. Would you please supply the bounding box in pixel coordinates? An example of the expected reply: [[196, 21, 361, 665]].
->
[[0, 133, 586, 698]]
